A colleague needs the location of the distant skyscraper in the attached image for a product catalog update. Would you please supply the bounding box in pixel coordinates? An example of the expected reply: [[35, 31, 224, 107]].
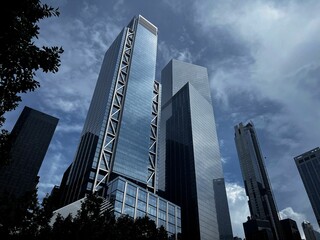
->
[[60, 15, 159, 205], [302, 221, 320, 240], [234, 122, 282, 240], [294, 147, 320, 228], [0, 106, 58, 197], [280, 218, 302, 240], [159, 59, 233, 240]]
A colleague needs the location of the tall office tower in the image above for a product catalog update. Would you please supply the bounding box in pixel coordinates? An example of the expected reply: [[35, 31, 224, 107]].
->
[[60, 15, 158, 206], [0, 106, 58, 197], [57, 16, 182, 238], [294, 147, 320, 228], [234, 122, 282, 240], [302, 221, 320, 240], [159, 59, 233, 240]]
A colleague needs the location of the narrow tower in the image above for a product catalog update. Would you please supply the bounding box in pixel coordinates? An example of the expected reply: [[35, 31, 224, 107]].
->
[[234, 122, 282, 240]]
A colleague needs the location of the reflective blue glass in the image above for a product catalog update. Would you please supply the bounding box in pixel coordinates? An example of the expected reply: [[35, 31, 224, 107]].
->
[[159, 60, 231, 240], [126, 184, 137, 197], [138, 189, 147, 202], [149, 194, 157, 206], [125, 195, 135, 207], [113, 20, 157, 184]]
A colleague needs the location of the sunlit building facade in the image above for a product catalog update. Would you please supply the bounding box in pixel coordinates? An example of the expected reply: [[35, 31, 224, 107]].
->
[[158, 59, 233, 240], [295, 147, 320, 228]]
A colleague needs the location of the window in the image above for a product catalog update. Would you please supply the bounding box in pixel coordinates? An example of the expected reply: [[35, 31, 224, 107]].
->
[[117, 179, 125, 192], [127, 184, 137, 197], [136, 210, 146, 218], [158, 219, 166, 227], [137, 200, 146, 211], [159, 210, 166, 220], [125, 195, 136, 207], [149, 194, 157, 206], [159, 199, 167, 211], [168, 204, 175, 216], [89, 171, 95, 180], [138, 189, 147, 202], [168, 223, 176, 234], [114, 200, 122, 213], [86, 182, 93, 190], [148, 205, 157, 216], [124, 205, 134, 217], [168, 214, 175, 224], [116, 190, 124, 201]]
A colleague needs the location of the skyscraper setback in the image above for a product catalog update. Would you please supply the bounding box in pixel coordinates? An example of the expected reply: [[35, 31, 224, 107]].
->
[[159, 59, 233, 240], [0, 106, 58, 197], [234, 122, 282, 240], [295, 147, 320, 228]]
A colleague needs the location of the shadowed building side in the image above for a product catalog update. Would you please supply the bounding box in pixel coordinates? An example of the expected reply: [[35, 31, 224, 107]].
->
[[159, 59, 233, 240], [0, 106, 58, 198]]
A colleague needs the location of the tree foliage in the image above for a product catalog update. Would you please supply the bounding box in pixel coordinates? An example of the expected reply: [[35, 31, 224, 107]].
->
[[0, 192, 171, 240], [0, 0, 63, 166]]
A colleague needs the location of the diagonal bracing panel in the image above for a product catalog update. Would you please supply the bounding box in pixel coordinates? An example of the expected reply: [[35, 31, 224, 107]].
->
[[93, 28, 135, 193], [147, 81, 160, 192]]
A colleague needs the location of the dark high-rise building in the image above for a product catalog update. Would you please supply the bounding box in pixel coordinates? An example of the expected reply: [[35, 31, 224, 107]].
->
[[60, 15, 159, 205], [280, 218, 302, 240], [302, 221, 320, 240], [243, 218, 275, 240], [294, 147, 320, 228], [0, 106, 58, 197], [159, 59, 233, 240], [234, 122, 282, 240]]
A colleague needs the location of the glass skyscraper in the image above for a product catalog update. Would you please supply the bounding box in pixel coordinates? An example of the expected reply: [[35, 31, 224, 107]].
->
[[0, 106, 58, 197], [234, 122, 283, 240], [159, 59, 233, 240], [60, 15, 159, 205], [295, 147, 320, 228], [55, 15, 182, 238]]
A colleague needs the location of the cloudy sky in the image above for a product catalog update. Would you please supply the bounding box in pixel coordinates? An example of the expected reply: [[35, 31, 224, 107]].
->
[[4, 0, 320, 238]]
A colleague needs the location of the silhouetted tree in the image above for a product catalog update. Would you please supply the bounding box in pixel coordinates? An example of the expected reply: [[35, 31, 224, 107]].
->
[[0, 189, 45, 239], [1, 192, 171, 239], [134, 216, 158, 240], [0, 0, 63, 166]]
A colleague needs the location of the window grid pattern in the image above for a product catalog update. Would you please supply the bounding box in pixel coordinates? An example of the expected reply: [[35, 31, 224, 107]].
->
[[107, 177, 181, 238]]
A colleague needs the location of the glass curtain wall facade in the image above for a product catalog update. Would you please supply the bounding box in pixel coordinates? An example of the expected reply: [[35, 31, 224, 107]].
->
[[107, 177, 181, 239], [294, 147, 320, 228], [0, 106, 58, 197], [159, 59, 232, 240], [234, 122, 283, 240], [60, 15, 158, 206]]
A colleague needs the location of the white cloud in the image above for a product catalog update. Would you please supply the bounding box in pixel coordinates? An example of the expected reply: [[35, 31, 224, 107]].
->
[[158, 41, 200, 66], [56, 123, 83, 133], [226, 182, 250, 238]]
